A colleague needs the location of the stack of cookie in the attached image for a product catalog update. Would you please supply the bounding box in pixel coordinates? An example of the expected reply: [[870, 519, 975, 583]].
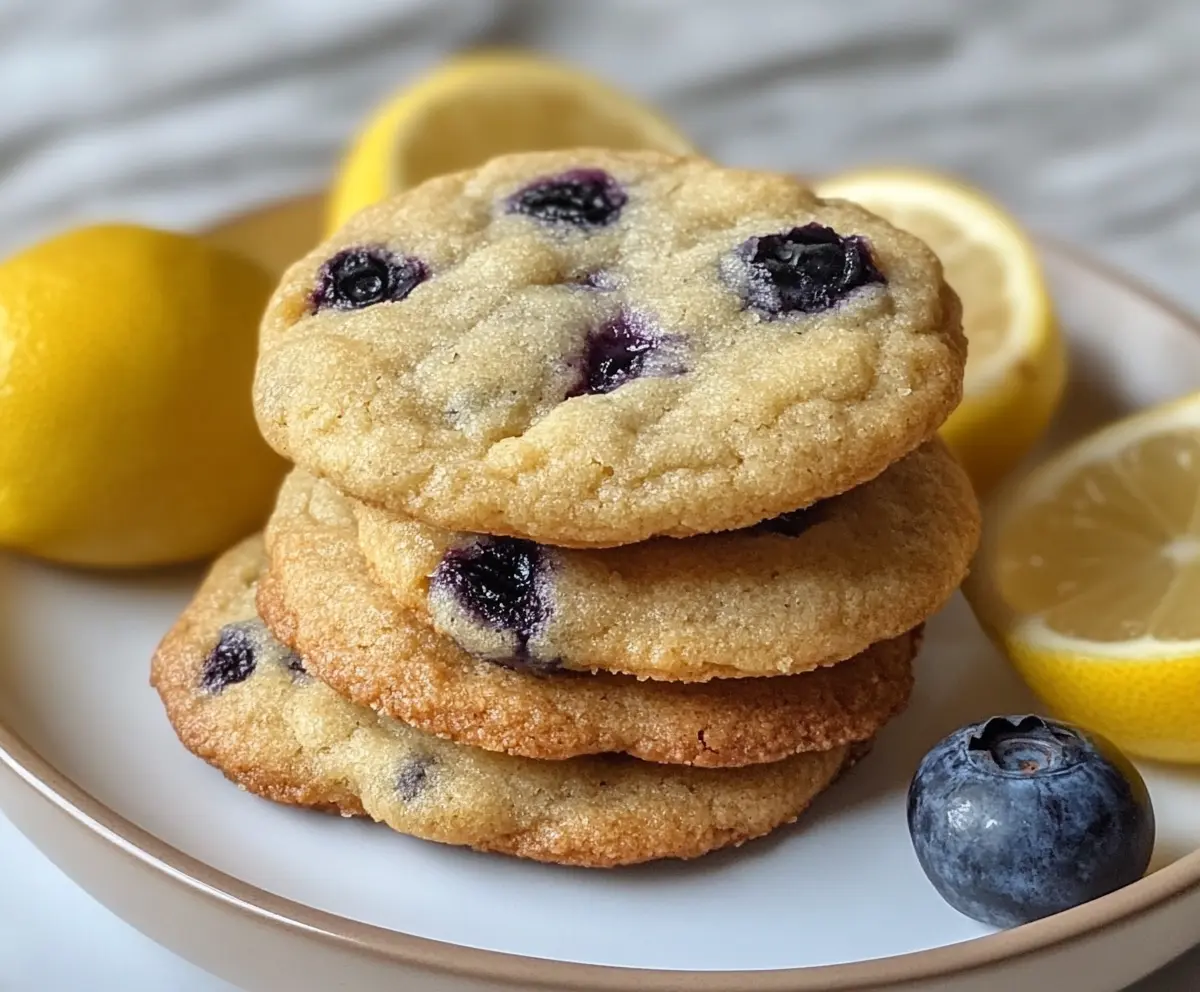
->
[[153, 150, 980, 867]]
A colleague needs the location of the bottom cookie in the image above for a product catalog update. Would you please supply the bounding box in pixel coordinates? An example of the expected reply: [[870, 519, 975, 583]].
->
[[152, 537, 861, 867]]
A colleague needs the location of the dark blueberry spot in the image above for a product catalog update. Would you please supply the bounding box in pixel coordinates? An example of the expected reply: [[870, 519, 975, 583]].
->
[[753, 502, 830, 537], [200, 623, 258, 693], [431, 537, 553, 665], [433, 537, 548, 643], [907, 715, 1155, 928], [507, 169, 626, 227], [396, 755, 437, 801], [567, 311, 685, 397], [729, 223, 884, 317], [311, 246, 428, 312], [284, 651, 308, 679]]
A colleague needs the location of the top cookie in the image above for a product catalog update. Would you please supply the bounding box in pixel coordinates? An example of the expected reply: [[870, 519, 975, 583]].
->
[[254, 149, 966, 546]]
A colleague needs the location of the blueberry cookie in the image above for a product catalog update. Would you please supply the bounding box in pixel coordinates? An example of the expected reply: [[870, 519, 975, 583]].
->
[[352, 439, 977, 679], [256, 471, 916, 765], [152, 537, 860, 866], [253, 149, 966, 547]]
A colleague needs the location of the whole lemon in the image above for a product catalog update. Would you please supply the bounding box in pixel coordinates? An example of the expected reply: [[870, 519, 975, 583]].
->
[[0, 224, 286, 568]]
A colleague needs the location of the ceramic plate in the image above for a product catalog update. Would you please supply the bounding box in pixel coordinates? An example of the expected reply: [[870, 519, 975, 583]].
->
[[2, 197, 1200, 992]]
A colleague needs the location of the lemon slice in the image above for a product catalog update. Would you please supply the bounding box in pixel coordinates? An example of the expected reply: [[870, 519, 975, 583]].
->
[[965, 391, 1200, 762], [327, 50, 695, 234], [815, 169, 1066, 495]]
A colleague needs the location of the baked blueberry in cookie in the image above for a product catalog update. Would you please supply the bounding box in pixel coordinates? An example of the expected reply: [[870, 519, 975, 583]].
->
[[311, 246, 427, 312], [568, 311, 685, 397], [396, 755, 437, 801], [200, 621, 259, 692], [726, 223, 885, 317], [754, 502, 831, 537], [506, 168, 626, 227], [429, 536, 559, 672]]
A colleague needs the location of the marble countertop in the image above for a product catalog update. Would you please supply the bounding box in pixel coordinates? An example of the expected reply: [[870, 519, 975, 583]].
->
[[1, 1, 1198, 988]]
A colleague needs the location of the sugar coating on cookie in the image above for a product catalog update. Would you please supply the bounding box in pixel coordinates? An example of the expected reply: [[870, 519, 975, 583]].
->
[[253, 149, 966, 546], [351, 440, 978, 679], [257, 472, 917, 764], [152, 537, 858, 867]]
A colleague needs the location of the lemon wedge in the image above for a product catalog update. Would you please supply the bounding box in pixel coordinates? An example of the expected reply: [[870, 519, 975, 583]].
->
[[327, 50, 695, 234], [815, 169, 1066, 495], [965, 391, 1200, 763]]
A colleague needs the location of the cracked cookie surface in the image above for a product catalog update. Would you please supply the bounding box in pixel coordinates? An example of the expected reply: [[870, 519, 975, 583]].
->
[[253, 149, 965, 546], [257, 472, 917, 765], [152, 537, 858, 866]]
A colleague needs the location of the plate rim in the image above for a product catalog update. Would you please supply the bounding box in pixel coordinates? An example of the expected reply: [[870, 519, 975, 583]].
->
[[3, 212, 1200, 991]]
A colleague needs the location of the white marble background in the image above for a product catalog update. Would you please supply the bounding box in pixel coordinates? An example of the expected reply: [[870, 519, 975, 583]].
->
[[3, 0, 1199, 307], [1, 1, 1199, 989]]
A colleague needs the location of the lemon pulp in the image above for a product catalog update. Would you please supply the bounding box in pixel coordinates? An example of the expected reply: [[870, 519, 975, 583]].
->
[[966, 394, 1200, 762]]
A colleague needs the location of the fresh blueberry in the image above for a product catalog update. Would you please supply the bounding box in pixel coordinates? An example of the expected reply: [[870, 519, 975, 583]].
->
[[908, 715, 1154, 928], [726, 223, 884, 317], [506, 169, 626, 227], [311, 246, 427, 312], [396, 755, 436, 801], [568, 311, 686, 397], [200, 622, 259, 693], [429, 537, 559, 672]]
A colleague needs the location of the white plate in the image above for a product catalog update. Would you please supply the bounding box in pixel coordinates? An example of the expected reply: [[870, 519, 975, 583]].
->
[[2, 198, 1200, 992]]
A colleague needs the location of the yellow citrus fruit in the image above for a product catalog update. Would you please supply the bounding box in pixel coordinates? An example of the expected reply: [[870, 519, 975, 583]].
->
[[815, 169, 1066, 496], [964, 391, 1200, 763], [327, 49, 695, 234], [0, 224, 286, 568]]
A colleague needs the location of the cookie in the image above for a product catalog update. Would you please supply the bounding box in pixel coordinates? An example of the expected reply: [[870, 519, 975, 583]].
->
[[352, 439, 978, 679], [253, 149, 966, 547], [152, 537, 859, 867], [257, 471, 916, 765]]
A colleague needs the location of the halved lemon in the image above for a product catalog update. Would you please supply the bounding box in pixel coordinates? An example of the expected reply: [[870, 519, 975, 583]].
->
[[815, 169, 1066, 496], [964, 391, 1200, 763], [326, 50, 695, 234]]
